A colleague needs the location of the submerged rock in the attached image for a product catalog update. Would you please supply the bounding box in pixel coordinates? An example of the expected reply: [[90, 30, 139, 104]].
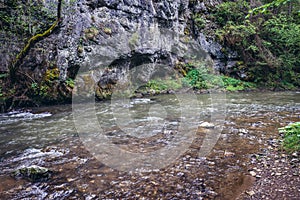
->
[[13, 165, 52, 181]]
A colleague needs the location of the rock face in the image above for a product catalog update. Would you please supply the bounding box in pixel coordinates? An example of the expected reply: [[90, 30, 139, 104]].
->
[[57, 0, 194, 100], [188, 0, 240, 75], [0, 0, 238, 103]]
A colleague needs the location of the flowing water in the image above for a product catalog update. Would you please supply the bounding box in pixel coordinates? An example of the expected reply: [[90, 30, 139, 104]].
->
[[0, 91, 299, 199]]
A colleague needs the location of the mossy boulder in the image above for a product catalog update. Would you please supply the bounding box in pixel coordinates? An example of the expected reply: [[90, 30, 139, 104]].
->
[[13, 165, 52, 182]]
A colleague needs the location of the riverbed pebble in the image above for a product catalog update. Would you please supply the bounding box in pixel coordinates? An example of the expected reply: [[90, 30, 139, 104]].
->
[[249, 171, 257, 177], [199, 122, 215, 128], [242, 135, 300, 200]]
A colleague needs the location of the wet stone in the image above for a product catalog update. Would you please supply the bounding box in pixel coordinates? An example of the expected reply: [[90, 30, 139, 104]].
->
[[13, 165, 52, 182], [249, 171, 257, 177], [246, 190, 256, 196], [292, 152, 298, 158], [224, 151, 235, 157], [199, 122, 215, 128]]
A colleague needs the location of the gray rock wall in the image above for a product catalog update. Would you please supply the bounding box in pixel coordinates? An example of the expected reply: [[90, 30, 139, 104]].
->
[[0, 0, 239, 102]]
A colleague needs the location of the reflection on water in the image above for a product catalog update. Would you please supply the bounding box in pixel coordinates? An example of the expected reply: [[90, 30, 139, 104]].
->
[[0, 91, 299, 199]]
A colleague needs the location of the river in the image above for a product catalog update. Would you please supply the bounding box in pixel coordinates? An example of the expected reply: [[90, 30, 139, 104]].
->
[[0, 91, 299, 199]]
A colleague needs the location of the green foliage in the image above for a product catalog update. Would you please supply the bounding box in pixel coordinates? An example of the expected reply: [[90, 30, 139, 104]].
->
[[0, 0, 56, 35], [145, 78, 182, 92], [31, 83, 50, 99], [213, 0, 250, 26], [30, 68, 60, 99], [261, 14, 300, 87], [213, 0, 300, 88], [184, 68, 212, 89], [248, 0, 300, 17], [44, 68, 59, 83], [222, 76, 255, 91], [193, 14, 206, 29], [0, 73, 9, 79], [140, 61, 255, 93], [182, 63, 255, 91], [279, 122, 300, 153], [216, 20, 256, 46], [65, 78, 75, 88], [0, 87, 3, 97], [30, 82, 38, 90]]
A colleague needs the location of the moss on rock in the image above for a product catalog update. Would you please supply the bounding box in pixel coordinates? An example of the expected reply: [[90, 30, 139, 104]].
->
[[13, 165, 52, 182]]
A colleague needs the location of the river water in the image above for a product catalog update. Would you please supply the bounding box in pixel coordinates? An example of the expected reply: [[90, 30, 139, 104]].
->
[[0, 91, 299, 199]]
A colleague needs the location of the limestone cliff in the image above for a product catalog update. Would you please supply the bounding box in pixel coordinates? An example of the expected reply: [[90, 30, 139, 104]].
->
[[0, 0, 237, 107]]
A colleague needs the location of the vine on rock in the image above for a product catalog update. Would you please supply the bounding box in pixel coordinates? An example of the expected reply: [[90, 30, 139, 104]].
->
[[9, 0, 62, 83]]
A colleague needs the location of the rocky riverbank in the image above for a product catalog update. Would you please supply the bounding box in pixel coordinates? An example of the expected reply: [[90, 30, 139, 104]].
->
[[241, 138, 300, 199], [0, 92, 299, 199]]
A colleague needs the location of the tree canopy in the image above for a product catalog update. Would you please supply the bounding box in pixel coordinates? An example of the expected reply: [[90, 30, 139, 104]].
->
[[248, 0, 300, 17]]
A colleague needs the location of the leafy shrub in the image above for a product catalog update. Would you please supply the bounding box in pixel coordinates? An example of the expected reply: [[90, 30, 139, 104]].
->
[[182, 62, 208, 88], [30, 82, 49, 98], [279, 122, 300, 153], [182, 62, 255, 91], [193, 14, 206, 29], [185, 69, 203, 88], [213, 0, 300, 88], [248, 0, 300, 17], [221, 76, 255, 91], [213, 0, 250, 26], [139, 62, 256, 93], [216, 21, 256, 46], [261, 14, 300, 87], [145, 78, 182, 92]]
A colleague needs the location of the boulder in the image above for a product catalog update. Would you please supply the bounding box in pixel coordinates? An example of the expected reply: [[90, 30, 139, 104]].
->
[[13, 165, 52, 181]]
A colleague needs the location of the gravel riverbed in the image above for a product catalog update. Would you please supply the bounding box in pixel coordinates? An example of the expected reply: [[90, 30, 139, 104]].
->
[[240, 138, 300, 199]]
